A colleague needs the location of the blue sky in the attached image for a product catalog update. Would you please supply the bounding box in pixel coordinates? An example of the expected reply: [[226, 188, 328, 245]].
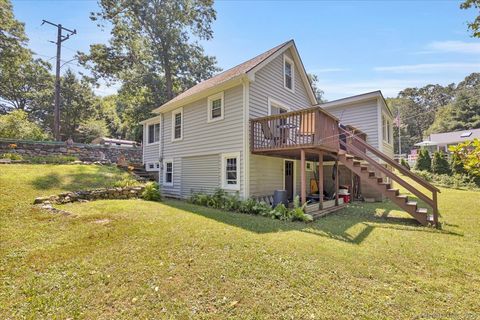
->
[[12, 0, 480, 100]]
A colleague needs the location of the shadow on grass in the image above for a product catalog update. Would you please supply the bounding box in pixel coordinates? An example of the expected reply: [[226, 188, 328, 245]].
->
[[30, 166, 127, 191], [164, 199, 462, 245]]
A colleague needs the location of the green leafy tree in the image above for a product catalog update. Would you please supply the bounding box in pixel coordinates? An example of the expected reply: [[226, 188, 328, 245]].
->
[[0, 110, 49, 140], [78, 0, 220, 139], [308, 73, 326, 103], [415, 148, 432, 172], [400, 158, 411, 170], [449, 139, 480, 177], [77, 118, 109, 143], [461, 0, 480, 37], [0, 0, 28, 59], [431, 151, 451, 175]]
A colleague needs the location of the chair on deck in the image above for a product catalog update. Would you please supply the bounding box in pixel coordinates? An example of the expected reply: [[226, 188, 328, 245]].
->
[[261, 121, 281, 147]]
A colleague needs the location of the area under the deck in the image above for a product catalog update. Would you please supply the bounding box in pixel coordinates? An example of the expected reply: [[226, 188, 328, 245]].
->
[[305, 198, 346, 219]]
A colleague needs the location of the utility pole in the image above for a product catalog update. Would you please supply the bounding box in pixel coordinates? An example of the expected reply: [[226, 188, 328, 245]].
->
[[398, 110, 402, 157], [41, 20, 76, 141]]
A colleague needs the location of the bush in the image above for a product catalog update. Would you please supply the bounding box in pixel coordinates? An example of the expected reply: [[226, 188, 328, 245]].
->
[[1, 152, 23, 160], [413, 170, 479, 190], [415, 148, 431, 172], [141, 182, 162, 202], [400, 158, 410, 170], [190, 190, 313, 223], [0, 110, 50, 141], [450, 152, 466, 175], [26, 155, 78, 164], [113, 177, 140, 188], [431, 151, 451, 175]]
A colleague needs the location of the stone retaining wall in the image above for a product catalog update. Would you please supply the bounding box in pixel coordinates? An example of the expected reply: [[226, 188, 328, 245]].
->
[[0, 138, 142, 163], [34, 186, 146, 205]]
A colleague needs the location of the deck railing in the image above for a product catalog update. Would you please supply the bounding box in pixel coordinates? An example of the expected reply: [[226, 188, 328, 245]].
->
[[250, 107, 340, 152]]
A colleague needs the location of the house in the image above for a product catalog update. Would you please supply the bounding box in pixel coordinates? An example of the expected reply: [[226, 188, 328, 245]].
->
[[140, 40, 440, 226], [91, 137, 138, 148], [415, 128, 480, 153]]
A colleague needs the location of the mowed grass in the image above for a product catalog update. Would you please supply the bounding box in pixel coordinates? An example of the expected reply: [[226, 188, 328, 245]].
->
[[1, 165, 480, 319]]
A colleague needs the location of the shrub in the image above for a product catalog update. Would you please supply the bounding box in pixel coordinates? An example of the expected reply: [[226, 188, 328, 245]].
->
[[290, 196, 313, 222], [113, 177, 140, 188], [415, 148, 431, 172], [450, 152, 466, 175], [26, 155, 78, 164], [400, 158, 410, 170], [413, 170, 479, 190], [0, 110, 50, 141], [267, 203, 291, 220], [431, 151, 451, 175], [449, 139, 480, 177], [1, 153, 23, 160], [141, 182, 162, 202]]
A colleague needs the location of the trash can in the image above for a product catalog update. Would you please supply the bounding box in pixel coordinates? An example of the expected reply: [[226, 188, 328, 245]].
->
[[273, 190, 288, 207]]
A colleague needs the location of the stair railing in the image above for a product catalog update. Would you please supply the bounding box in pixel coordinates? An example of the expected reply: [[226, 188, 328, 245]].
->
[[340, 128, 439, 226]]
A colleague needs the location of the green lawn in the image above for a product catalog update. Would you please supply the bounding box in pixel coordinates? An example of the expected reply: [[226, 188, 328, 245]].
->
[[1, 164, 480, 319]]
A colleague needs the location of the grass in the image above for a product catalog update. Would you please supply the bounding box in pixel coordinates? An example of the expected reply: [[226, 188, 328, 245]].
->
[[1, 164, 480, 319]]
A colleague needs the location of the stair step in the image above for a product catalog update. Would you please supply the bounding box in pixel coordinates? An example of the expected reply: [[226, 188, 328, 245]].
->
[[387, 188, 399, 195], [396, 194, 408, 201], [353, 161, 361, 166], [360, 166, 368, 171], [406, 201, 417, 207], [417, 208, 428, 214], [346, 154, 354, 160], [368, 171, 375, 177]]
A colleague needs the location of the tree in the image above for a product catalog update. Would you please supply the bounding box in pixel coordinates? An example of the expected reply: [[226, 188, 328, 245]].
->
[[415, 148, 431, 172], [461, 0, 480, 37], [0, 110, 50, 140], [78, 0, 220, 108], [0, 0, 28, 60], [449, 139, 480, 178], [77, 118, 109, 143], [308, 73, 326, 103], [0, 0, 53, 114], [431, 151, 451, 175]]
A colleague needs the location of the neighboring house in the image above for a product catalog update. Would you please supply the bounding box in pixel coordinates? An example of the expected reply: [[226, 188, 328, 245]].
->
[[415, 128, 480, 153], [140, 39, 439, 226], [91, 137, 138, 148]]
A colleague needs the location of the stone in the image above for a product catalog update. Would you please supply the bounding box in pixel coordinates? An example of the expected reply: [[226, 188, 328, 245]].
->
[[0, 158, 11, 164], [34, 197, 48, 204]]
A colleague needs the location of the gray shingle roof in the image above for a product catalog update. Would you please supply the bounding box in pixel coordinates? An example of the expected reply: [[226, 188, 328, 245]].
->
[[429, 128, 480, 145]]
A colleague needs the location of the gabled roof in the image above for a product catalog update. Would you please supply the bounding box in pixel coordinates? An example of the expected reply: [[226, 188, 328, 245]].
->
[[320, 90, 393, 118], [428, 128, 480, 145], [153, 40, 317, 113]]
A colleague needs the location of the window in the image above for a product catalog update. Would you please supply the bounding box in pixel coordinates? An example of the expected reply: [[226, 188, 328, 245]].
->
[[147, 123, 160, 144], [163, 159, 173, 186], [207, 92, 224, 122], [283, 55, 295, 92], [146, 162, 160, 171], [221, 153, 240, 190], [382, 114, 392, 144], [171, 108, 183, 141]]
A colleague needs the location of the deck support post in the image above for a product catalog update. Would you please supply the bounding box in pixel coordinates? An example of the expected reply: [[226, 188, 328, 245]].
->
[[433, 190, 439, 228], [300, 149, 306, 205], [318, 151, 323, 210], [335, 155, 339, 206]]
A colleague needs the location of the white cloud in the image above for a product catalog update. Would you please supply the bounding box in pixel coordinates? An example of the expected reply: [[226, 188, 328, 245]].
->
[[374, 63, 480, 74], [427, 40, 480, 54]]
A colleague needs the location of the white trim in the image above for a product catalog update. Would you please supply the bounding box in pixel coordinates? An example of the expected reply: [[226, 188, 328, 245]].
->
[[207, 91, 225, 123], [139, 115, 161, 125], [282, 159, 296, 198], [153, 76, 244, 113], [267, 97, 290, 115], [242, 79, 250, 199], [377, 98, 384, 153], [171, 107, 184, 142], [146, 162, 160, 172], [142, 125, 145, 164], [163, 158, 174, 187], [221, 152, 241, 191], [146, 122, 160, 145], [382, 112, 393, 146], [283, 54, 295, 93]]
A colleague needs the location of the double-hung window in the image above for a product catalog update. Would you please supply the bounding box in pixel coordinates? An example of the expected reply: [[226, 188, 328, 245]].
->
[[163, 159, 173, 186], [148, 123, 160, 144], [171, 108, 183, 141], [283, 55, 295, 92], [221, 153, 240, 190], [207, 92, 224, 122]]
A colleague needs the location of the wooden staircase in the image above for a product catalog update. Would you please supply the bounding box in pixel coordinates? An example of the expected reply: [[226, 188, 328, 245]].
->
[[338, 129, 440, 227]]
